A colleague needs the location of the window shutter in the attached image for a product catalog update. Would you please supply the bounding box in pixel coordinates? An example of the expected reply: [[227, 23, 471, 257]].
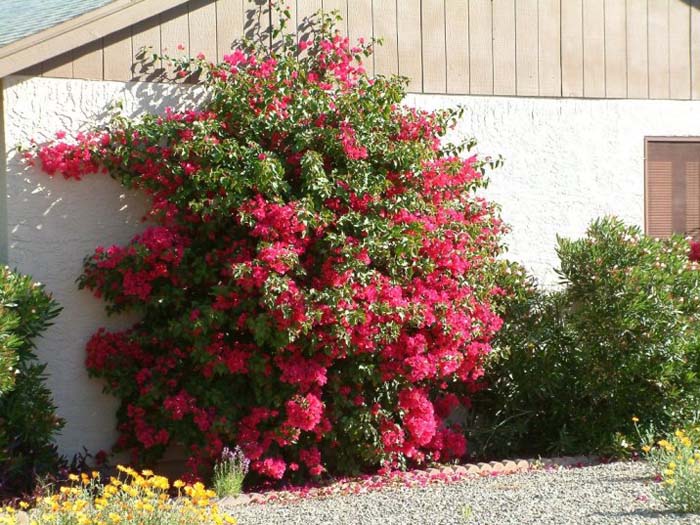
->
[[645, 140, 700, 239], [687, 161, 700, 237]]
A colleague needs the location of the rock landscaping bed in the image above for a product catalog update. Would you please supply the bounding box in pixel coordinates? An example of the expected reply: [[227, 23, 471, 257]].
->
[[222, 456, 599, 506], [226, 461, 697, 525]]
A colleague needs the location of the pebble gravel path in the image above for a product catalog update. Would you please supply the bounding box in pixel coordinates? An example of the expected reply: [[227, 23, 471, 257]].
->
[[228, 461, 699, 525]]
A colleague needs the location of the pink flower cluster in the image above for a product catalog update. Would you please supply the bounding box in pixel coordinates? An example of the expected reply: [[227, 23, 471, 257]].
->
[[32, 131, 108, 180], [338, 122, 368, 160], [81, 226, 186, 304]]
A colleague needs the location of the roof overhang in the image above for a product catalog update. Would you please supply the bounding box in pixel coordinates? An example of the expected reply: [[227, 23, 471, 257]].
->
[[0, 0, 190, 78]]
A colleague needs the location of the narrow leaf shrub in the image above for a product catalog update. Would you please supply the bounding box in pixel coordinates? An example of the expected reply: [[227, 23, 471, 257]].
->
[[471, 217, 700, 457], [29, 10, 507, 481], [0, 267, 63, 498], [0, 308, 21, 397]]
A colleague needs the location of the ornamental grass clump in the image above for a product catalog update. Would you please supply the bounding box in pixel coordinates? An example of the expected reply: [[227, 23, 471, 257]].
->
[[27, 6, 508, 482], [212, 447, 249, 497], [0, 466, 236, 525], [647, 427, 700, 514]]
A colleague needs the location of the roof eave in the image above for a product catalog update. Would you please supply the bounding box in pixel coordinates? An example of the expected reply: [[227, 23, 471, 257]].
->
[[0, 0, 190, 79]]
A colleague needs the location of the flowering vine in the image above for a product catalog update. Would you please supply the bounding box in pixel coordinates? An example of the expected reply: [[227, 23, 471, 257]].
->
[[28, 7, 509, 483]]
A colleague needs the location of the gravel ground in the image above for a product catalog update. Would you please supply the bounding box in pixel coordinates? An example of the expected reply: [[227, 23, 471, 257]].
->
[[227, 461, 700, 525]]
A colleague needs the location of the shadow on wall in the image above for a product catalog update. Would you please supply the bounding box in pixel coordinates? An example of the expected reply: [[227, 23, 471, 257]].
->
[[245, 0, 271, 44], [5, 82, 207, 246], [1, 75, 208, 458], [95, 81, 207, 125], [129, 0, 329, 82], [131, 0, 272, 83], [5, 149, 148, 458]]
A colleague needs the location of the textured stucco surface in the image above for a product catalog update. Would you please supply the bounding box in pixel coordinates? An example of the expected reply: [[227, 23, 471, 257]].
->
[[407, 93, 700, 286], [2, 75, 700, 459], [2, 75, 204, 458]]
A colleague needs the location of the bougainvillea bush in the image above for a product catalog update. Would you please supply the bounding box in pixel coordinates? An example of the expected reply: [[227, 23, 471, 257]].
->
[[28, 10, 508, 482]]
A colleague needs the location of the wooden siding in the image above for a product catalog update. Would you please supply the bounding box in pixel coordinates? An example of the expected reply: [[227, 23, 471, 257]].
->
[[21, 0, 700, 100]]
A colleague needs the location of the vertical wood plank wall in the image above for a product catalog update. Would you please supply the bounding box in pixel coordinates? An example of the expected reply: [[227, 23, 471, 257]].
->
[[24, 0, 700, 100]]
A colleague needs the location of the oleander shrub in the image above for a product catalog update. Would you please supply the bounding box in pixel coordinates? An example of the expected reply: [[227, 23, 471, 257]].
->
[[470, 217, 700, 458], [28, 8, 508, 482], [0, 308, 21, 398], [0, 267, 63, 498]]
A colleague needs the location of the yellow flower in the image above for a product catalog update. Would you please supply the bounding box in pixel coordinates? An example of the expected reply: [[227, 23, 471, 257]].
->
[[108, 477, 121, 487], [641, 445, 651, 453], [151, 475, 169, 490], [631, 416, 639, 423], [658, 439, 675, 452], [121, 486, 137, 498], [10, 464, 232, 525]]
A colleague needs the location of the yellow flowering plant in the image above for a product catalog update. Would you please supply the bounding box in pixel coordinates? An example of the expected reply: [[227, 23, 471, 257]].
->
[[646, 427, 700, 513], [0, 466, 236, 525]]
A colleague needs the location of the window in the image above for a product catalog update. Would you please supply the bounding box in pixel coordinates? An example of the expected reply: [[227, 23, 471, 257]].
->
[[645, 138, 700, 239]]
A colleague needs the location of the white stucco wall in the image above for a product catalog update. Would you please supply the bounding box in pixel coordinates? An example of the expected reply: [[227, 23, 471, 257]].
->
[[407, 94, 700, 286], [2, 75, 204, 459], [2, 75, 700, 459]]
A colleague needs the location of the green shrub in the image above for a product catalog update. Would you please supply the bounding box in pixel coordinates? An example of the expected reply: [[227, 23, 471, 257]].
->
[[0, 312, 21, 397], [470, 217, 700, 458], [0, 267, 63, 498]]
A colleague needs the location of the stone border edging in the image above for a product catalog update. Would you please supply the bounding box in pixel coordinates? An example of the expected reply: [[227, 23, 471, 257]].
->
[[220, 455, 602, 506]]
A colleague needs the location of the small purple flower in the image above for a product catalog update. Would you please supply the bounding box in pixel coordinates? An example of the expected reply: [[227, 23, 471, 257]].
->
[[221, 445, 250, 475]]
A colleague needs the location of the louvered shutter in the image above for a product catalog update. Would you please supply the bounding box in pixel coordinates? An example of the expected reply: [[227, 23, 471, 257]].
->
[[645, 140, 700, 239]]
